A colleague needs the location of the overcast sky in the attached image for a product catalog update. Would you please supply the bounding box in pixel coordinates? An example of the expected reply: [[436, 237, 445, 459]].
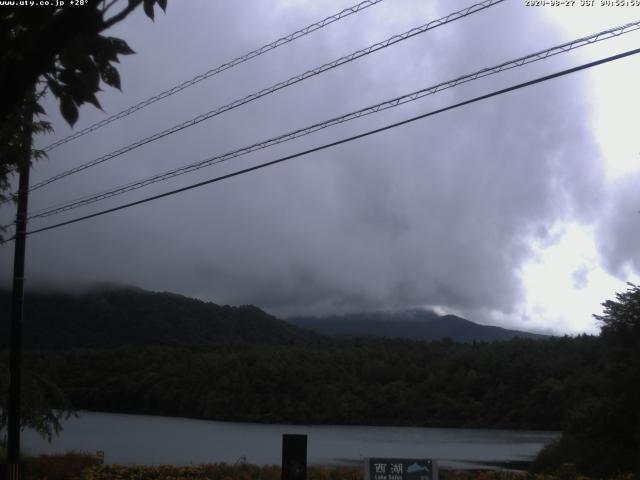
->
[[1, 0, 639, 335]]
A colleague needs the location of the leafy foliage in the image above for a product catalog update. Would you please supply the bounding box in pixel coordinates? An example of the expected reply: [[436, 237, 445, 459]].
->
[[533, 283, 640, 476], [0, 354, 74, 442], [596, 282, 640, 340], [0, 0, 168, 212], [0, 451, 101, 480]]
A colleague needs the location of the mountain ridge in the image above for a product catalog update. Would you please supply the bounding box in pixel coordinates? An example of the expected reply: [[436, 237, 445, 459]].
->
[[288, 309, 549, 342], [0, 285, 317, 349], [0, 285, 548, 349]]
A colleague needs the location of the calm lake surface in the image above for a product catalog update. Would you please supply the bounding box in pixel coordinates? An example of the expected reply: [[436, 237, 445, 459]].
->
[[22, 412, 559, 470]]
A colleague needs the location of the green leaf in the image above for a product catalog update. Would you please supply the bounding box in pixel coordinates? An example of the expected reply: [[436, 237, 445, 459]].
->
[[157, 0, 167, 12], [60, 95, 78, 126], [59, 44, 93, 73], [47, 80, 63, 98], [100, 63, 121, 90], [85, 93, 103, 111], [143, 0, 154, 20], [32, 149, 49, 161], [32, 120, 52, 135], [92, 38, 119, 66], [33, 103, 46, 116], [79, 66, 100, 92], [59, 67, 76, 86], [107, 37, 135, 55]]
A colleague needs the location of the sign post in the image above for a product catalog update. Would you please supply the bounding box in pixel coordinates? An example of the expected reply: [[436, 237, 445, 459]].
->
[[282, 434, 307, 480]]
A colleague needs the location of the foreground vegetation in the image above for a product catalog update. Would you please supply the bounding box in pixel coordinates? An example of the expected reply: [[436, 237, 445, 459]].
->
[[531, 284, 640, 475], [0, 451, 100, 480], [0, 453, 637, 480]]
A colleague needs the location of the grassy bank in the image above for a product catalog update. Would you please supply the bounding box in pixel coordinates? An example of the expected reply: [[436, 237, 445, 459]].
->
[[1, 452, 637, 480], [0, 451, 100, 480]]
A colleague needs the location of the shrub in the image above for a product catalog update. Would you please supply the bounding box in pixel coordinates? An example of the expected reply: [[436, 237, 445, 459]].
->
[[25, 451, 100, 480]]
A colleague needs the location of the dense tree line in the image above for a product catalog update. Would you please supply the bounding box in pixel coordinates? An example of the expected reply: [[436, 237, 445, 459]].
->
[[532, 283, 640, 476], [15, 336, 600, 431]]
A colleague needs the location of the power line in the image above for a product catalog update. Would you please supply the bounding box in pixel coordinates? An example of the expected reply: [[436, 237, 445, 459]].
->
[[28, 0, 504, 192], [40, 0, 386, 153], [25, 19, 640, 221], [20, 46, 640, 239]]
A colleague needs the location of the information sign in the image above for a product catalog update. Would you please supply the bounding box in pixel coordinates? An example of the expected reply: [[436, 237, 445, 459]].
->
[[365, 458, 437, 480]]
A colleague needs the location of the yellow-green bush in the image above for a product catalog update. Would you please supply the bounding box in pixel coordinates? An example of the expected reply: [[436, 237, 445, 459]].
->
[[80, 464, 364, 480], [0, 451, 100, 480]]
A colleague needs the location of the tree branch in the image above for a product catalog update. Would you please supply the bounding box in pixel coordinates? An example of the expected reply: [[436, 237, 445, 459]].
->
[[102, 0, 120, 14], [101, 0, 143, 31]]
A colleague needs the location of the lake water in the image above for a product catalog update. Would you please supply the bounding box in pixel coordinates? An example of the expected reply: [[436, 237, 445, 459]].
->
[[22, 412, 559, 470]]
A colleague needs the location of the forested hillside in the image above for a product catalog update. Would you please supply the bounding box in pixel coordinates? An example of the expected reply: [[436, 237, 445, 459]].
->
[[18, 335, 599, 430], [0, 286, 316, 349], [0, 286, 549, 348]]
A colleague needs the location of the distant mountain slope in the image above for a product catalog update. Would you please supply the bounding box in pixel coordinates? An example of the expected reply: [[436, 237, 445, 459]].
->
[[288, 309, 549, 342], [0, 285, 316, 349]]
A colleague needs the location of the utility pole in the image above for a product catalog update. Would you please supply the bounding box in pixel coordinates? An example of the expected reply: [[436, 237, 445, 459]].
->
[[7, 111, 32, 480]]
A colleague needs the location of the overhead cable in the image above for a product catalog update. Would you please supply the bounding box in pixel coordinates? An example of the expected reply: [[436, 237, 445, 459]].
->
[[18, 46, 640, 238], [26, 19, 640, 221], [40, 0, 387, 153], [29, 0, 504, 192]]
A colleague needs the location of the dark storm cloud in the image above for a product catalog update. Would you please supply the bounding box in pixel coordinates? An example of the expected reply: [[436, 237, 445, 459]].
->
[[0, 0, 619, 327], [595, 171, 640, 278]]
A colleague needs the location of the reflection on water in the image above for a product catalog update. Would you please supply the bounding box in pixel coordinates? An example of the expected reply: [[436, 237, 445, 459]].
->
[[23, 412, 559, 470]]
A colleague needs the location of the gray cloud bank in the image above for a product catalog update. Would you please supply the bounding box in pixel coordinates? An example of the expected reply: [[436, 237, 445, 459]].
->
[[596, 172, 640, 278], [1, 0, 636, 332]]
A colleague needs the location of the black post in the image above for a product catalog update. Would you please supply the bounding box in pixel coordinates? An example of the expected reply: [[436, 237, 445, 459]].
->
[[7, 154, 31, 480], [282, 434, 307, 480]]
